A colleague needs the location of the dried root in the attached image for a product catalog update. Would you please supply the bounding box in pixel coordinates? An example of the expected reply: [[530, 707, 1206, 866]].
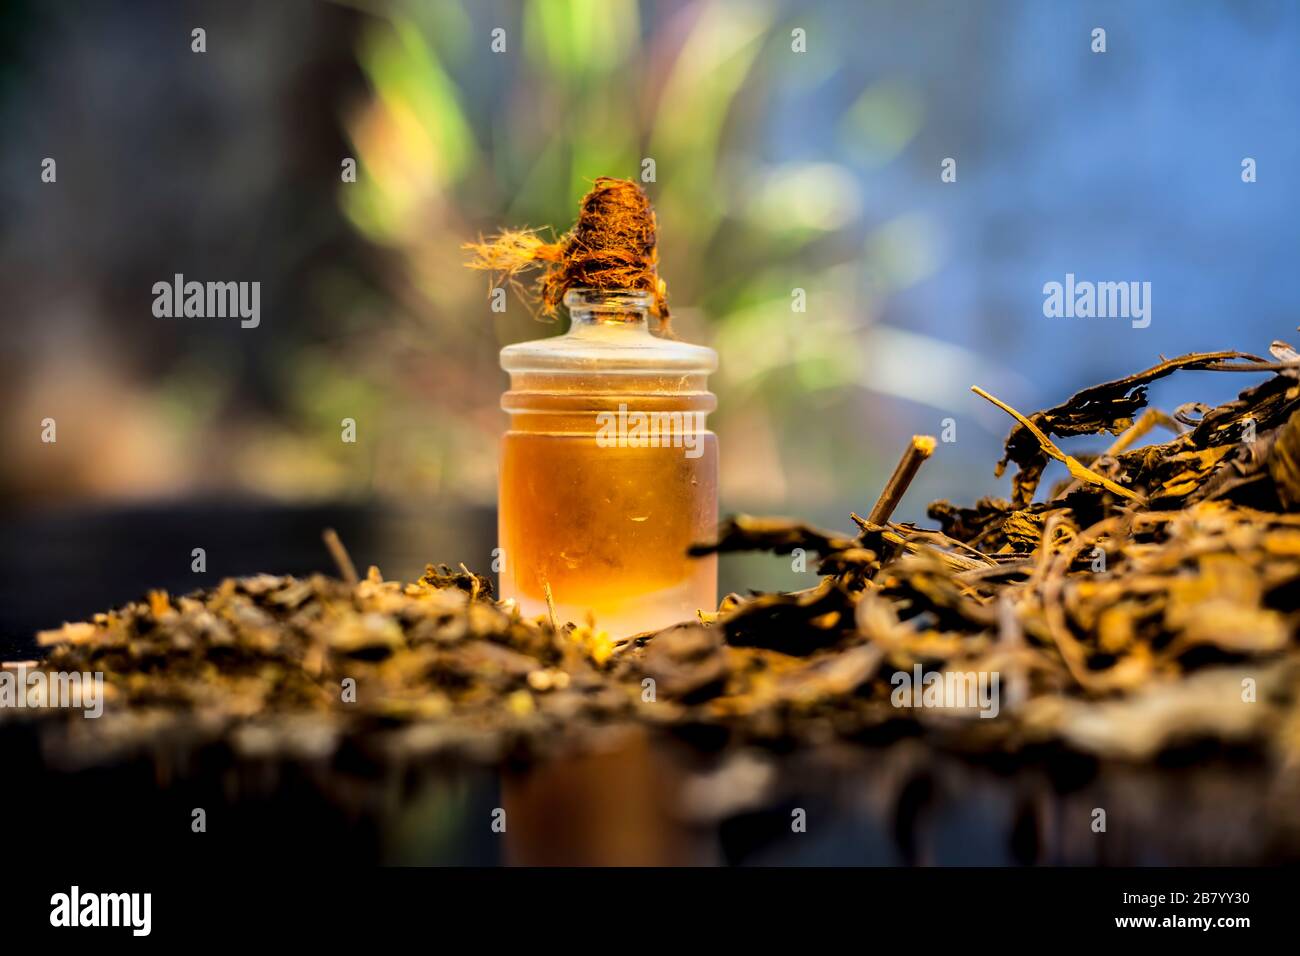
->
[[465, 177, 670, 327]]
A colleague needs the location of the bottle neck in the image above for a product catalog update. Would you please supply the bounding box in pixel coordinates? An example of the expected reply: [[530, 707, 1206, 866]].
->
[[564, 288, 652, 330], [499, 286, 717, 379]]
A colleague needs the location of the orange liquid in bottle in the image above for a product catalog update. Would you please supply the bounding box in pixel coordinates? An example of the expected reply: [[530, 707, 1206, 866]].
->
[[498, 290, 718, 636]]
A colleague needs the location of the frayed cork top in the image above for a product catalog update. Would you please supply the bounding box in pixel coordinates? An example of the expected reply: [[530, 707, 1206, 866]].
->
[[464, 177, 670, 330]]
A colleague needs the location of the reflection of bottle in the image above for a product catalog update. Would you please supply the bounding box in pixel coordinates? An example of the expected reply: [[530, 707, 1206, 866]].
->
[[501, 728, 700, 865], [499, 288, 718, 636]]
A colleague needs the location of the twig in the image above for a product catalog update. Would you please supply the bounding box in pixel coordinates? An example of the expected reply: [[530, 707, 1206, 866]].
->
[[971, 386, 1145, 503], [543, 580, 559, 632], [322, 528, 359, 587], [899, 526, 999, 565], [1060, 407, 1181, 497], [867, 435, 936, 525]]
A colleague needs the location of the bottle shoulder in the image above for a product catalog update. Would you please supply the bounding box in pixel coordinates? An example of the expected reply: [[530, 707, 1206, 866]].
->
[[500, 323, 717, 374]]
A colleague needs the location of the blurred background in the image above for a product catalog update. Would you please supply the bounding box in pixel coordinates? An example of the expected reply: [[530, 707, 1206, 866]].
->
[[3, 0, 1299, 649]]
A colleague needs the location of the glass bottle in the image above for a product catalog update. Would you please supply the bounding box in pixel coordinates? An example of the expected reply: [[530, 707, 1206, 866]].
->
[[499, 288, 718, 636]]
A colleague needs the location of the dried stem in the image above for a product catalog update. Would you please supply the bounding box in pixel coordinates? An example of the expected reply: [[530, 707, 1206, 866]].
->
[[971, 386, 1145, 503], [867, 435, 937, 525], [322, 528, 359, 587], [543, 580, 559, 632]]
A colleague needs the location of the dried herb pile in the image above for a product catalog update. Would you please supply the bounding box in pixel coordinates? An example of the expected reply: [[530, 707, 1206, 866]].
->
[[16, 346, 1300, 767]]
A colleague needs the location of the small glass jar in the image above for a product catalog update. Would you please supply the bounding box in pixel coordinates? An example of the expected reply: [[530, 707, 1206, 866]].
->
[[498, 288, 718, 636]]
